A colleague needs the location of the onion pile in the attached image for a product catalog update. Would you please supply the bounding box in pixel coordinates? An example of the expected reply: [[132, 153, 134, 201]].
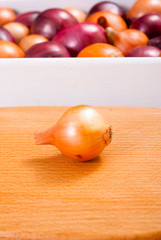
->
[[0, 0, 161, 58], [53, 22, 107, 57]]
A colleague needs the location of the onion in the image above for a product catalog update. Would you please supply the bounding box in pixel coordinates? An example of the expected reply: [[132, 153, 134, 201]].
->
[[127, 0, 161, 19], [0, 7, 16, 26], [0, 40, 24, 58], [131, 13, 161, 39], [15, 11, 40, 29], [148, 35, 161, 49], [0, 26, 15, 42], [3, 22, 29, 43], [88, 1, 125, 18], [77, 43, 124, 57], [32, 9, 78, 40], [25, 41, 71, 58], [86, 11, 127, 31], [53, 22, 107, 57], [64, 7, 87, 23], [19, 34, 48, 52], [106, 27, 149, 54], [34, 105, 112, 161], [125, 46, 161, 57]]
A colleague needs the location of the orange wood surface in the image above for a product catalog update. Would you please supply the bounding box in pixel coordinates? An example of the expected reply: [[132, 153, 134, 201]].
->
[[0, 106, 161, 240]]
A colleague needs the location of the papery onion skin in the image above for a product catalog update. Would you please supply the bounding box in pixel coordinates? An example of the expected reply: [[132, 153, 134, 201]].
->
[[86, 11, 127, 31], [0, 26, 15, 42], [131, 13, 161, 39], [0, 40, 25, 58], [64, 7, 87, 23], [127, 0, 161, 19], [15, 11, 40, 29], [34, 105, 112, 161], [25, 41, 71, 58], [106, 27, 149, 54], [0, 8, 16, 26], [32, 9, 78, 40], [88, 1, 125, 18], [77, 43, 124, 57], [19, 34, 48, 52], [125, 46, 161, 57], [148, 35, 161, 49], [3, 22, 29, 43], [53, 22, 108, 57]]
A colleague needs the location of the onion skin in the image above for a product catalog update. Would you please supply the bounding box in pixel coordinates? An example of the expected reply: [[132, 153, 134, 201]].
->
[[106, 27, 149, 54], [131, 13, 161, 39], [19, 34, 48, 52], [32, 16, 58, 40], [0, 8, 16, 26], [15, 11, 40, 29], [77, 43, 124, 57], [127, 0, 161, 19], [34, 105, 112, 161], [0, 26, 15, 42], [64, 7, 87, 23], [125, 46, 161, 57], [88, 1, 125, 18], [148, 35, 161, 49], [3, 22, 29, 43], [32, 9, 78, 40], [86, 11, 127, 31], [25, 41, 71, 58], [53, 22, 108, 57], [0, 40, 25, 58]]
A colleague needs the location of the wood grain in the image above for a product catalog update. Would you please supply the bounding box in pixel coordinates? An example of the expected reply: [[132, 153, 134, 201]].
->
[[0, 106, 161, 240]]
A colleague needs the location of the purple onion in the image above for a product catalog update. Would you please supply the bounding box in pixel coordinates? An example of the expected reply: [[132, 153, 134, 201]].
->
[[88, 1, 125, 18], [15, 11, 40, 29], [32, 9, 78, 40], [125, 46, 161, 57], [0, 26, 15, 43], [148, 35, 161, 49], [53, 22, 107, 57], [25, 41, 71, 58], [131, 13, 161, 39]]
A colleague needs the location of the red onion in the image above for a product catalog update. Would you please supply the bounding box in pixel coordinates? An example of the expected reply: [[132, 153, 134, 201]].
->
[[53, 22, 107, 57], [88, 1, 125, 18], [148, 35, 161, 49], [125, 46, 161, 57], [15, 11, 40, 29], [0, 26, 15, 42], [32, 9, 78, 40], [25, 41, 71, 58], [131, 13, 161, 39]]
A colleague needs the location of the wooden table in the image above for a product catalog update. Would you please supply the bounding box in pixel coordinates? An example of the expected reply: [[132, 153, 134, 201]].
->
[[0, 106, 161, 240]]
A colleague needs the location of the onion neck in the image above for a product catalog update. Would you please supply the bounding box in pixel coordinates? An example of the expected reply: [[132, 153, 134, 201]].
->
[[98, 16, 109, 28], [34, 125, 56, 145], [106, 27, 119, 45]]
